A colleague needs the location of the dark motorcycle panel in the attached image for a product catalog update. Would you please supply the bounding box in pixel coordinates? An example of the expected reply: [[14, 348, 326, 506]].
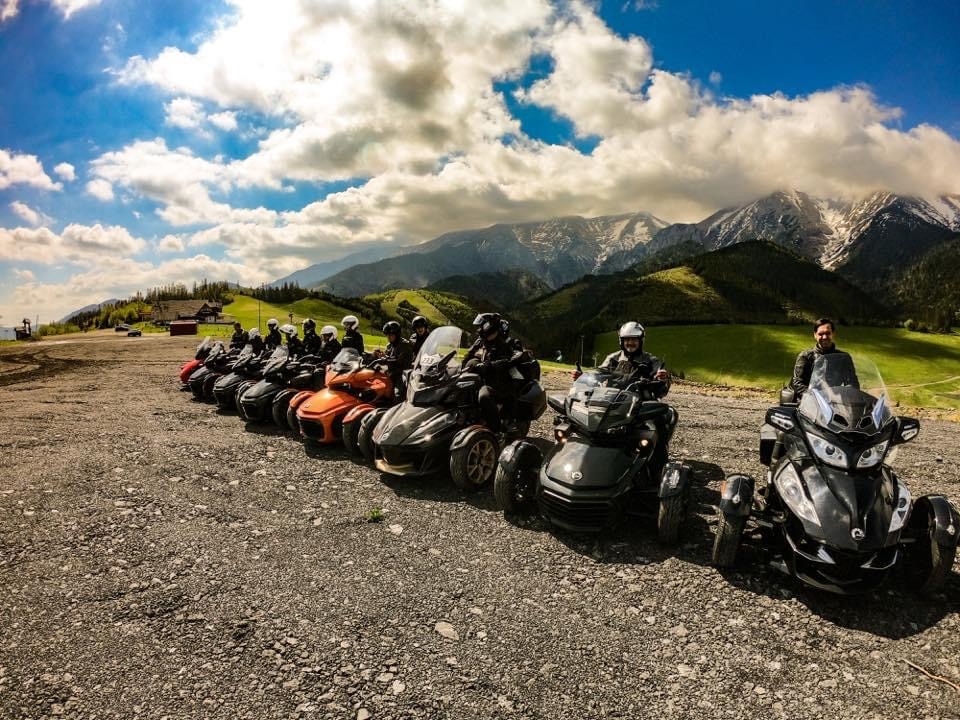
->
[[543, 438, 635, 490], [802, 462, 896, 551]]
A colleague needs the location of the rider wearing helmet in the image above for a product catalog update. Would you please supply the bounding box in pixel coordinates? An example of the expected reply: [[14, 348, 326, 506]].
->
[[376, 320, 413, 396], [598, 321, 670, 390], [341, 315, 364, 353], [463, 312, 527, 434], [318, 325, 341, 363], [302, 318, 321, 356], [409, 315, 430, 355], [279, 323, 303, 358], [248, 327, 265, 355], [229, 321, 249, 350], [599, 321, 672, 474], [265, 318, 282, 350]]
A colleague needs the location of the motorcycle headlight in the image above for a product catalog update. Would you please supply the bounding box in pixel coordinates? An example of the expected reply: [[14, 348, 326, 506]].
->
[[806, 432, 849, 469], [774, 463, 821, 527], [887, 482, 912, 534], [856, 440, 890, 469]]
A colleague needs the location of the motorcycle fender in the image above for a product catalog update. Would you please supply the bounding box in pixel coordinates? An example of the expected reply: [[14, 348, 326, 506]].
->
[[450, 425, 492, 452], [658, 461, 692, 499], [719, 474, 754, 517], [344, 403, 375, 426], [498, 440, 544, 479], [914, 495, 960, 548], [288, 390, 314, 411], [273, 388, 297, 407]]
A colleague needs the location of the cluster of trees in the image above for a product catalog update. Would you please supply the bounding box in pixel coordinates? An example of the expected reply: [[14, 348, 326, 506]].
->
[[250, 282, 311, 305], [897, 238, 960, 332], [145, 280, 234, 303]]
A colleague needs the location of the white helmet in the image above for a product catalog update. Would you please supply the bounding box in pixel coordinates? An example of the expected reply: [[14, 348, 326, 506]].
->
[[267, 318, 279, 329], [279, 323, 297, 338], [342, 315, 359, 329], [248, 327, 261, 339], [320, 324, 337, 340]]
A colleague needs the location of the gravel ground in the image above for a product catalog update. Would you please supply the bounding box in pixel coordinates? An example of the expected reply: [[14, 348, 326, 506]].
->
[[1, 332, 958, 720]]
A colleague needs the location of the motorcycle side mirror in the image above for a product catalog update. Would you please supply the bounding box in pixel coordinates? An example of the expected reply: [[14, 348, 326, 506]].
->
[[893, 416, 920, 445]]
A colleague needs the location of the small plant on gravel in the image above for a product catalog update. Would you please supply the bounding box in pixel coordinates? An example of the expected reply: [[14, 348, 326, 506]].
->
[[366, 508, 384, 523]]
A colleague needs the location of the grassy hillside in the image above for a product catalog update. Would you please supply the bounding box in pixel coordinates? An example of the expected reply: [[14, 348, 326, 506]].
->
[[199, 295, 387, 344], [518, 241, 890, 357], [362, 289, 479, 332], [592, 324, 960, 411], [428, 269, 552, 309]]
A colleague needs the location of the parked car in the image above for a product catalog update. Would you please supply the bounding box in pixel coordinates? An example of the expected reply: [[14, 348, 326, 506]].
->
[[127, 329, 142, 337], [115, 323, 131, 332]]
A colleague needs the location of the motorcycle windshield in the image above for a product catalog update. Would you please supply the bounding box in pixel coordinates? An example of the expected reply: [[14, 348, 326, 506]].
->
[[799, 353, 893, 436], [205, 341, 226, 365], [565, 371, 638, 433], [407, 326, 463, 402], [329, 348, 362, 375], [261, 345, 289, 374], [414, 326, 463, 371], [195, 336, 213, 357]]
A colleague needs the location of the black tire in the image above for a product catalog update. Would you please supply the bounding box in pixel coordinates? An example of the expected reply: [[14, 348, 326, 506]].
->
[[272, 396, 291, 429], [286, 405, 300, 434], [450, 432, 498, 492], [493, 463, 534, 515], [712, 512, 745, 568], [202, 374, 218, 401], [357, 413, 380, 464], [904, 513, 957, 596], [342, 418, 362, 456], [234, 384, 250, 414], [657, 492, 686, 544]]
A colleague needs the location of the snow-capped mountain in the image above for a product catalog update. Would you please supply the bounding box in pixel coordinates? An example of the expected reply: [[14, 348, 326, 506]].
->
[[646, 190, 959, 282], [317, 211, 670, 296], [308, 189, 958, 298]]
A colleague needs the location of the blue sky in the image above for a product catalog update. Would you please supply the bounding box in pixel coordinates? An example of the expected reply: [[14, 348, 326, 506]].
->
[[1, 0, 959, 322]]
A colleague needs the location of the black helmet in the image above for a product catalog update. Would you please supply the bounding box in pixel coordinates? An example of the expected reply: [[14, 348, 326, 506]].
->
[[382, 320, 401, 336], [473, 312, 503, 344], [618, 321, 645, 356], [303, 318, 316, 333], [412, 315, 428, 330]]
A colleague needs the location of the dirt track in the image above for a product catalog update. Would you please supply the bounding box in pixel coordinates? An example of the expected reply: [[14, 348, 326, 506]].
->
[[1, 332, 958, 720]]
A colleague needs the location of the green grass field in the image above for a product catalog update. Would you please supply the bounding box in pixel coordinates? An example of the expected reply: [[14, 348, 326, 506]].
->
[[367, 290, 449, 327], [194, 295, 388, 347], [594, 325, 960, 411]]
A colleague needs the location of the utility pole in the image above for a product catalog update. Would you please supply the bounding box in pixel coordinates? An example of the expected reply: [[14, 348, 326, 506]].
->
[[579, 335, 584, 366], [257, 284, 262, 329]]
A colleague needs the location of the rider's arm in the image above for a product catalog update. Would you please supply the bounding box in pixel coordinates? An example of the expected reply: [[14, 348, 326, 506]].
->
[[790, 351, 810, 395]]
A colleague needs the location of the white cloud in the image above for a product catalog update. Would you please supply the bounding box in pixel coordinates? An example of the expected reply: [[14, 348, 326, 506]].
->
[[49, 0, 102, 19], [85, 0, 960, 278], [8, 254, 269, 323], [1, 0, 19, 23], [0, 149, 62, 191], [209, 111, 238, 131], [10, 201, 53, 227], [85, 178, 115, 201], [0, 223, 146, 264], [90, 138, 277, 225], [54, 162, 76, 181], [709, 71, 722, 85], [157, 234, 185, 252], [13, 268, 34, 281], [164, 97, 206, 129]]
